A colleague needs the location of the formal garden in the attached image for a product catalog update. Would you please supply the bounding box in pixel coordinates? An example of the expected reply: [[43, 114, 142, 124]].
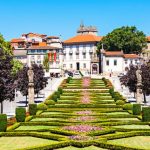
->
[[0, 77, 150, 150]]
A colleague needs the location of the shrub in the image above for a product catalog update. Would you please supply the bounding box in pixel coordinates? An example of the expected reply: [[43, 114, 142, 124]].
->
[[37, 103, 48, 110], [122, 103, 133, 110], [45, 100, 55, 105], [66, 78, 70, 83], [29, 104, 37, 115], [58, 87, 63, 94], [116, 100, 125, 105], [52, 94, 58, 102], [0, 114, 7, 132], [109, 87, 114, 95], [55, 91, 60, 99], [142, 107, 150, 122], [133, 104, 141, 115], [15, 108, 26, 122]]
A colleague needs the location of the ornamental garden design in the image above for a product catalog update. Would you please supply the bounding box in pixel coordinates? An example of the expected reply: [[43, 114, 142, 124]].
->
[[0, 77, 150, 150]]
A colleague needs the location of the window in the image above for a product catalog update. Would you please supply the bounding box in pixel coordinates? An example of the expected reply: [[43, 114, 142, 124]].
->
[[83, 53, 86, 59], [69, 54, 73, 59], [56, 54, 59, 60], [70, 64, 73, 68], [131, 60, 133, 64], [90, 53, 93, 59], [76, 54, 79, 59], [125, 59, 127, 64], [83, 63, 86, 68], [106, 60, 109, 66], [135, 59, 137, 64], [114, 60, 117, 66]]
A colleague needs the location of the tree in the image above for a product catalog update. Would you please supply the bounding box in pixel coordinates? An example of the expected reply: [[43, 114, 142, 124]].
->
[[0, 49, 15, 113], [43, 54, 49, 72], [12, 59, 23, 75], [120, 64, 150, 103], [17, 64, 48, 105], [98, 26, 147, 54]]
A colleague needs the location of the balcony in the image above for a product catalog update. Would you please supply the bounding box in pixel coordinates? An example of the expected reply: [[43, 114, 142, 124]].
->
[[82, 49, 86, 54]]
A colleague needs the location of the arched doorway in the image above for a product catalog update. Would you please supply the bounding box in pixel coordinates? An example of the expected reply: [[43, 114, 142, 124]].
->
[[92, 64, 98, 74]]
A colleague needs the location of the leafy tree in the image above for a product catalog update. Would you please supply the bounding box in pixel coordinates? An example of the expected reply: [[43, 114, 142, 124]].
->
[[17, 64, 48, 105], [0, 49, 15, 113], [43, 54, 49, 72], [12, 59, 23, 75], [120, 64, 150, 103], [98, 26, 147, 54], [0, 34, 12, 55]]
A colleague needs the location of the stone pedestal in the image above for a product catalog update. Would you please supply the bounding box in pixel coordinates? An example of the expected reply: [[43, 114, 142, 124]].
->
[[28, 82, 34, 104], [136, 88, 143, 104]]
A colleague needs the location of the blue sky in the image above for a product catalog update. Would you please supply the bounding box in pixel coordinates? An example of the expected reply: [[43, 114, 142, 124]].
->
[[0, 0, 150, 41]]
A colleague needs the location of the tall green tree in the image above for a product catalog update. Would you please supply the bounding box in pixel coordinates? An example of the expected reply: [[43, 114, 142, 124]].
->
[[43, 54, 49, 72], [12, 59, 23, 75], [98, 26, 147, 54]]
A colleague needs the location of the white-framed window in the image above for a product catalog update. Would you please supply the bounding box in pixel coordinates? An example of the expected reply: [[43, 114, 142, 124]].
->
[[83, 53, 86, 59], [70, 64, 73, 68], [106, 60, 109, 66], [114, 60, 117, 66], [63, 64, 66, 68], [125, 59, 128, 64], [83, 63, 86, 68], [76, 54, 79, 59]]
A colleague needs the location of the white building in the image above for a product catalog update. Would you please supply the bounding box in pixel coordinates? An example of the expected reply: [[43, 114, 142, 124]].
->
[[63, 24, 102, 75], [102, 51, 140, 75]]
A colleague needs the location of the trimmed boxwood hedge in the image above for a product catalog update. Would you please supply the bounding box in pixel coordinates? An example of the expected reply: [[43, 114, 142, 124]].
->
[[29, 104, 37, 115], [133, 104, 141, 115], [142, 107, 150, 122], [0, 114, 7, 132], [15, 108, 26, 122]]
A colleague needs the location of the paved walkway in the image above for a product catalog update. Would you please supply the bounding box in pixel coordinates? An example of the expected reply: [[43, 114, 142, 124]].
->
[[1, 77, 64, 117]]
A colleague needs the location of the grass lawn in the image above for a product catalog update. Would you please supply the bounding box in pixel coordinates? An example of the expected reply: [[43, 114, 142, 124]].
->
[[0, 136, 58, 150], [113, 125, 150, 129], [110, 118, 139, 121], [106, 112, 129, 115], [108, 136, 150, 149], [31, 118, 64, 122], [15, 125, 58, 130], [56, 146, 107, 150]]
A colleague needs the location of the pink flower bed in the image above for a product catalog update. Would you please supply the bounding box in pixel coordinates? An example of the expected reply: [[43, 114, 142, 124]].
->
[[71, 116, 94, 122], [69, 135, 93, 141], [81, 91, 90, 104], [76, 110, 93, 115], [82, 78, 90, 88], [63, 125, 102, 132]]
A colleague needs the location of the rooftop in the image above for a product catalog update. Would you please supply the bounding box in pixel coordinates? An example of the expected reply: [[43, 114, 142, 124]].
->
[[27, 46, 58, 50]]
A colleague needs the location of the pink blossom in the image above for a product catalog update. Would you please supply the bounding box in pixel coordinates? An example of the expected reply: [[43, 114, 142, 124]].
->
[[76, 110, 93, 115], [69, 135, 93, 141]]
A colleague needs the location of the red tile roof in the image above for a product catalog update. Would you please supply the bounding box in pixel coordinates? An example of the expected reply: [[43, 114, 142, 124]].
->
[[64, 34, 102, 44], [147, 36, 150, 42], [11, 38, 25, 43], [124, 54, 139, 59], [47, 36, 59, 39], [104, 51, 124, 57]]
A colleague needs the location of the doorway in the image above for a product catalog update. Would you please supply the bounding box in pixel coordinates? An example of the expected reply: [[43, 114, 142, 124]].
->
[[76, 62, 80, 70]]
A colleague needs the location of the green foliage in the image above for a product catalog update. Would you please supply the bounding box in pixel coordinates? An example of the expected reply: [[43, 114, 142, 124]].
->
[[58, 87, 63, 94], [133, 104, 141, 115], [142, 107, 150, 122], [66, 77, 72, 83], [11, 59, 23, 75], [7, 123, 20, 131], [43, 54, 49, 72], [98, 26, 147, 54], [52, 94, 58, 102], [0, 114, 7, 132], [29, 104, 37, 115], [25, 116, 33, 122], [37, 103, 48, 110], [15, 108, 26, 122], [45, 100, 55, 105], [55, 91, 60, 99], [123, 103, 133, 110], [116, 100, 125, 105]]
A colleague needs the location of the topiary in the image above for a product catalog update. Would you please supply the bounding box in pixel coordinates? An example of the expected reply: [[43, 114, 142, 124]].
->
[[58, 87, 63, 94], [55, 91, 60, 99], [37, 103, 48, 110], [116, 100, 125, 105], [0, 114, 7, 132], [142, 107, 150, 122], [15, 108, 26, 122], [45, 100, 55, 105], [29, 104, 37, 115], [133, 104, 141, 115], [122, 103, 133, 110]]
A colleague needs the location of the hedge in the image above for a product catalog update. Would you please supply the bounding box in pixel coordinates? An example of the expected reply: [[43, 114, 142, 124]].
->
[[15, 108, 26, 122], [58, 87, 63, 94], [7, 123, 20, 131], [133, 104, 141, 115], [29, 104, 37, 115], [0, 114, 7, 132], [37, 103, 48, 110], [142, 107, 150, 122], [52, 94, 57, 102], [123, 103, 133, 110]]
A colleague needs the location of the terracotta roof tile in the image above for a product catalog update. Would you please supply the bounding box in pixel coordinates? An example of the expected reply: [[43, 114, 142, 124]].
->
[[64, 34, 102, 44], [147, 36, 150, 42], [104, 51, 124, 56], [47, 36, 59, 39], [124, 54, 139, 58], [11, 38, 25, 43]]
